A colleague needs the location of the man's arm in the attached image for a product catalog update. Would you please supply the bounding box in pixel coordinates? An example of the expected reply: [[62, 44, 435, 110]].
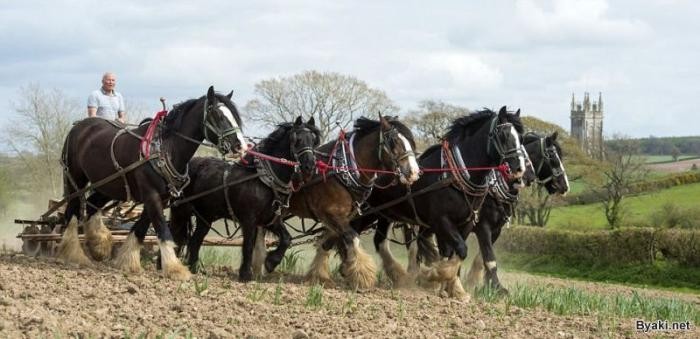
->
[[87, 92, 97, 117], [117, 94, 126, 123]]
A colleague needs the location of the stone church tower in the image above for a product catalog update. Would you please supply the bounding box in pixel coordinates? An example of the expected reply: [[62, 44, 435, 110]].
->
[[570, 92, 604, 159]]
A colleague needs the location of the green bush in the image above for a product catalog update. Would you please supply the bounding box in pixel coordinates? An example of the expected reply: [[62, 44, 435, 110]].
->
[[650, 203, 700, 229], [498, 226, 700, 267], [498, 227, 655, 265], [656, 229, 700, 267]]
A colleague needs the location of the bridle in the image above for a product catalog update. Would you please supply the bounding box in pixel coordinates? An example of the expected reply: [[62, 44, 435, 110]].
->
[[532, 136, 566, 188], [202, 98, 243, 155], [377, 126, 416, 183], [289, 126, 318, 174], [487, 118, 526, 175]]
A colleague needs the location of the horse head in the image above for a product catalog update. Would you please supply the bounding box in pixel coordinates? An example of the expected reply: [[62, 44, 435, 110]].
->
[[540, 132, 569, 195], [522, 132, 570, 195], [376, 114, 420, 185], [489, 106, 526, 180], [290, 116, 321, 181], [203, 86, 248, 156]]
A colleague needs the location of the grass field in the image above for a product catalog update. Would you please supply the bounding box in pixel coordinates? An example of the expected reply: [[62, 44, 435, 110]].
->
[[547, 182, 700, 230]]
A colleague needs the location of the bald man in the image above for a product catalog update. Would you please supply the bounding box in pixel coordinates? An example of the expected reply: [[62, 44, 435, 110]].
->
[[87, 72, 126, 123]]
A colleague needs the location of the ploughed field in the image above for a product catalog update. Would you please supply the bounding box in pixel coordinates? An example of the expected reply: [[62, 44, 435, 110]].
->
[[1, 253, 698, 338]]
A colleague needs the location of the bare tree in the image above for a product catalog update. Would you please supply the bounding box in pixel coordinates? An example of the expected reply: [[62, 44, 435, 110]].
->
[[599, 135, 648, 228], [244, 70, 399, 142], [517, 185, 553, 227], [4, 84, 81, 196], [405, 99, 468, 147]]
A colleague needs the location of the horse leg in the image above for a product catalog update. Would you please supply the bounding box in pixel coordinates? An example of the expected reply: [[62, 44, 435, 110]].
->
[[186, 215, 210, 274], [168, 204, 192, 258], [374, 219, 408, 287], [251, 227, 266, 278], [474, 220, 506, 294], [112, 212, 149, 274], [238, 218, 257, 282], [264, 220, 291, 273], [57, 172, 91, 265], [56, 216, 92, 266], [83, 192, 114, 261], [419, 219, 469, 300], [338, 227, 377, 290], [305, 233, 335, 287], [63, 168, 88, 227], [145, 195, 190, 280]]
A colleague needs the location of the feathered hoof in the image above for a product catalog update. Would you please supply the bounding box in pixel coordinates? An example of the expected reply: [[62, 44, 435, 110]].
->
[[112, 233, 142, 274], [84, 213, 113, 261], [163, 261, 192, 281], [444, 276, 470, 302], [159, 240, 191, 281], [56, 217, 93, 267], [342, 248, 377, 290], [305, 272, 335, 288]]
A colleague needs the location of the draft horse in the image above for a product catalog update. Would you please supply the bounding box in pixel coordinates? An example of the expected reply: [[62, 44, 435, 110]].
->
[[461, 131, 569, 292], [348, 107, 526, 299], [289, 115, 420, 290], [60, 86, 246, 279], [169, 116, 321, 281]]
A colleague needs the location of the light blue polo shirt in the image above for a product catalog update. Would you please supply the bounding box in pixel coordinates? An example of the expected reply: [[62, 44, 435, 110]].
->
[[87, 89, 125, 119]]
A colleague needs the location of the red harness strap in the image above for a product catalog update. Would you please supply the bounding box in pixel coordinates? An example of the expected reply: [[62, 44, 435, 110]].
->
[[140, 110, 168, 158]]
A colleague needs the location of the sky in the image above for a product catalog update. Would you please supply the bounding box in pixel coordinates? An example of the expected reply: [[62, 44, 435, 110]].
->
[[1, 0, 698, 145]]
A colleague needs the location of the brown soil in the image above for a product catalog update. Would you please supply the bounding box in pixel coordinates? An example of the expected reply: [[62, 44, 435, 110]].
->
[[0, 253, 697, 338], [645, 159, 700, 173]]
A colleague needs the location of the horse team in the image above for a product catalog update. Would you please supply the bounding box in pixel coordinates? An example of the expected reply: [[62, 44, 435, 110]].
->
[[58, 86, 569, 300]]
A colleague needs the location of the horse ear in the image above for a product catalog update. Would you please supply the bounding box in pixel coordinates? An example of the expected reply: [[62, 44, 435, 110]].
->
[[379, 112, 391, 130], [550, 131, 558, 141], [498, 106, 508, 122], [515, 109, 521, 117], [307, 116, 315, 126], [294, 116, 303, 125], [226, 90, 233, 100], [207, 86, 216, 102]]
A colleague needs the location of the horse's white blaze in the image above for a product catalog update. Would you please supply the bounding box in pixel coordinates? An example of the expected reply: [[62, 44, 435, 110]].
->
[[219, 105, 248, 152], [555, 152, 570, 195], [509, 125, 525, 175], [485, 260, 497, 270], [398, 133, 420, 183]]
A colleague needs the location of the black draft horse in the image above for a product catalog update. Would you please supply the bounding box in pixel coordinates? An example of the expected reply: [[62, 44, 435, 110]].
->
[[344, 107, 526, 299], [60, 86, 246, 280], [392, 131, 569, 295], [289, 115, 420, 290], [169, 116, 321, 281], [460, 131, 569, 292]]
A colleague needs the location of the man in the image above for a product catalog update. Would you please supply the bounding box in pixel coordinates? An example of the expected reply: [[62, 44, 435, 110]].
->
[[87, 72, 126, 123]]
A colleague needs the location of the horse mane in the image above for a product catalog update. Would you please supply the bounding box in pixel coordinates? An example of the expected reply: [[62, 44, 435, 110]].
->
[[524, 132, 564, 158], [162, 98, 199, 137], [258, 122, 321, 155], [161, 93, 243, 137], [353, 116, 416, 148], [443, 108, 524, 143]]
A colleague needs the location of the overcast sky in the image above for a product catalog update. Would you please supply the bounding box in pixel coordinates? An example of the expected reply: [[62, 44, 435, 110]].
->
[[1, 0, 698, 144]]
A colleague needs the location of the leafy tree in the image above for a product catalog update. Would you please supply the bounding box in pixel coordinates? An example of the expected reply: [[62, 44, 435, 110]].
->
[[244, 70, 398, 142]]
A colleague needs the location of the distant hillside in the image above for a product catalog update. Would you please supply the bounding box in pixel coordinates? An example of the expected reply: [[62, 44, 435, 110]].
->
[[607, 136, 700, 156]]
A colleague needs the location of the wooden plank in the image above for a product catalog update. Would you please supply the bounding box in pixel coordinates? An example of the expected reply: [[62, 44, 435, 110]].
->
[[17, 233, 278, 247]]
